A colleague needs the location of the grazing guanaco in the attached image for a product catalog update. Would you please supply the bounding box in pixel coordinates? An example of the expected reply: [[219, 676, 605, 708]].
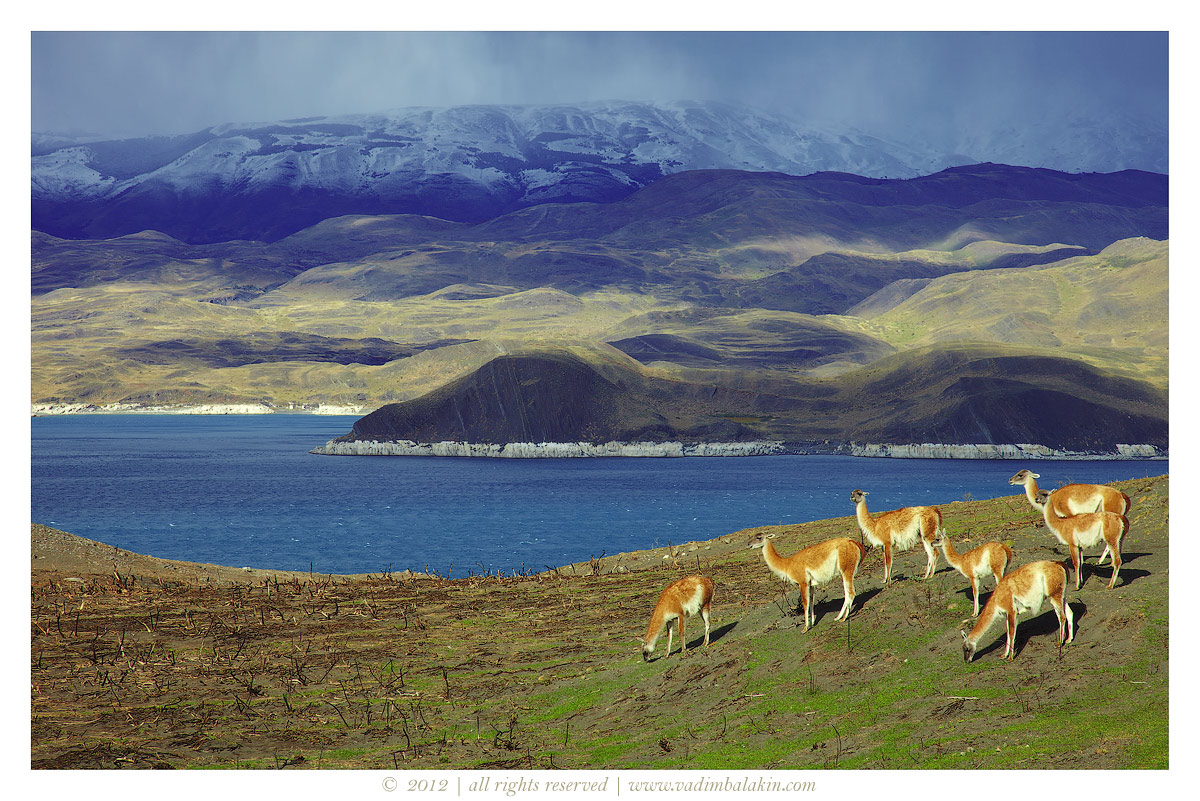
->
[[850, 489, 942, 585], [1034, 489, 1128, 590], [747, 532, 865, 631], [961, 560, 1074, 662], [641, 575, 714, 661], [933, 530, 1014, 617], [1009, 469, 1130, 564]]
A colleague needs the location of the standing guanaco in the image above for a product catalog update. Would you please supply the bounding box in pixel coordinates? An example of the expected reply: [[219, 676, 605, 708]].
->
[[1009, 469, 1130, 564], [1034, 489, 1128, 590], [961, 560, 1074, 662], [850, 489, 942, 586], [933, 530, 1014, 617], [642, 575, 714, 661], [747, 532, 865, 631]]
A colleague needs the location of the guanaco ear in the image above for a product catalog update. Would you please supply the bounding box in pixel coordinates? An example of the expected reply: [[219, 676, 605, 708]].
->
[[1030, 472, 1040, 479], [959, 630, 969, 643]]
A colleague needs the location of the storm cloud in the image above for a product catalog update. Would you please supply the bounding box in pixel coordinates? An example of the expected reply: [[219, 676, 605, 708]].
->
[[32, 31, 1167, 145]]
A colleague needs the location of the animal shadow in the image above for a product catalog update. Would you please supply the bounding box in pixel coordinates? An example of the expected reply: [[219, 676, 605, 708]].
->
[[975, 605, 1083, 661], [706, 621, 737, 646], [804, 587, 881, 628], [1078, 563, 1150, 589], [849, 586, 883, 618], [647, 622, 737, 661]]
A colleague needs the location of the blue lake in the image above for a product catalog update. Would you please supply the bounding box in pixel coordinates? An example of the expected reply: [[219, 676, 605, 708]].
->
[[30, 415, 1168, 575]]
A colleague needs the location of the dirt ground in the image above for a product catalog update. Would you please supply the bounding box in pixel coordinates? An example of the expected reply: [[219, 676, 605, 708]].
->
[[30, 474, 1169, 770]]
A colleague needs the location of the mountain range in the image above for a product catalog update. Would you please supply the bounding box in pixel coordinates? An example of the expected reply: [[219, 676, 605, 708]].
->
[[30, 103, 1169, 453], [31, 100, 1167, 243]]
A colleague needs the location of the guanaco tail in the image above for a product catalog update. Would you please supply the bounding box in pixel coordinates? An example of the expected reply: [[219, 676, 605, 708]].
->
[[1010, 469, 1130, 564], [961, 560, 1074, 662], [850, 489, 941, 586], [1034, 489, 1128, 590], [933, 529, 1014, 617], [747, 532, 865, 631], [642, 575, 714, 661]]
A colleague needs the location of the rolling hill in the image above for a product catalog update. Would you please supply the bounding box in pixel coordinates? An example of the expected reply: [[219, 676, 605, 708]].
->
[[31, 162, 1168, 453], [337, 345, 1167, 453]]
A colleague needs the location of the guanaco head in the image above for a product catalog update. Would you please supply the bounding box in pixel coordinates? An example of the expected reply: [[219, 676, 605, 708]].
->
[[850, 489, 868, 505], [1032, 489, 1051, 509], [932, 528, 948, 549], [746, 532, 774, 550], [961, 630, 976, 663], [1009, 469, 1039, 485]]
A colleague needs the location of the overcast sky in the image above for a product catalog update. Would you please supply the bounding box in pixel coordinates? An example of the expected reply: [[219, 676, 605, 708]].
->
[[31, 31, 1168, 140]]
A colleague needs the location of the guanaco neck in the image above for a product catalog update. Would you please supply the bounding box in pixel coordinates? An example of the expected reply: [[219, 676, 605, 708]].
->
[[938, 536, 963, 569], [644, 612, 665, 646], [966, 595, 1002, 645], [854, 500, 875, 534], [1039, 500, 1060, 534], [1022, 476, 1042, 509], [758, 538, 787, 577]]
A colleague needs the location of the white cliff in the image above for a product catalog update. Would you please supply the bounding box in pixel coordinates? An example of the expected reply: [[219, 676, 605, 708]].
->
[[32, 402, 274, 415], [310, 439, 788, 458], [849, 442, 1165, 460], [310, 439, 1164, 459]]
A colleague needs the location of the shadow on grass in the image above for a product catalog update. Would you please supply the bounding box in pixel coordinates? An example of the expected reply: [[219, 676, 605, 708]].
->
[[645, 622, 738, 662], [770, 585, 884, 630], [1078, 564, 1150, 590], [973, 604, 1082, 661]]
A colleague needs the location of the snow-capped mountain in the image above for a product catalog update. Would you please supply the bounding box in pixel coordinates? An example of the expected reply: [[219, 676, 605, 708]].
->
[[31, 100, 1167, 243]]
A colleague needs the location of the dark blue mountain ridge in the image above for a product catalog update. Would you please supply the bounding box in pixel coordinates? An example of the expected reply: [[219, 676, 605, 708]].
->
[[32, 164, 1168, 318], [31, 100, 1167, 243]]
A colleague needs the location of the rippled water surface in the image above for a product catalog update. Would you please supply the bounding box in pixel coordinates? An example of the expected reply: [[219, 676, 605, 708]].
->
[[31, 415, 1168, 575]]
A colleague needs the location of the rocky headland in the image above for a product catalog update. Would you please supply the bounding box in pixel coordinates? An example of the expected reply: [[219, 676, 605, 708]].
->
[[311, 438, 1165, 460], [313, 348, 1168, 460]]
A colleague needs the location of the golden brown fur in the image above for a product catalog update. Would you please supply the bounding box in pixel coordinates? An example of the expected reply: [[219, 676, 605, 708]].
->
[[642, 575, 714, 661], [747, 533, 865, 631], [961, 560, 1074, 662], [850, 489, 942, 586], [934, 531, 1014, 616], [1034, 489, 1128, 590]]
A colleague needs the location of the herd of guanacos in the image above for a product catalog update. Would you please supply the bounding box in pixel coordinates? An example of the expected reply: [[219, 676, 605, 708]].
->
[[640, 469, 1133, 664]]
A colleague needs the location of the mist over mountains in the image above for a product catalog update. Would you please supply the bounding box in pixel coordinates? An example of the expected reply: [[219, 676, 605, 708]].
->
[[31, 100, 1168, 243]]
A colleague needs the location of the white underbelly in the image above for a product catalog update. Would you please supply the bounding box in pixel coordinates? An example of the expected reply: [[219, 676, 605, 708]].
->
[[806, 550, 840, 586], [679, 586, 706, 615]]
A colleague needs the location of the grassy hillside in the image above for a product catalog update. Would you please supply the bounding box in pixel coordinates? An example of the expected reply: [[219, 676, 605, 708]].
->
[[31, 474, 1168, 769], [861, 238, 1168, 388], [30, 167, 1168, 447]]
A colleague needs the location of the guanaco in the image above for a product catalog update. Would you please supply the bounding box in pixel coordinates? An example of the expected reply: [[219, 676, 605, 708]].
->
[[1010, 469, 1130, 564], [850, 489, 942, 586], [933, 530, 1014, 617], [961, 560, 1074, 662], [642, 575, 714, 661], [747, 532, 865, 631], [1034, 489, 1128, 590]]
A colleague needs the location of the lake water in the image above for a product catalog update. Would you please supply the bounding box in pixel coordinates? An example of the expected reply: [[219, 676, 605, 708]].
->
[[30, 415, 1168, 576]]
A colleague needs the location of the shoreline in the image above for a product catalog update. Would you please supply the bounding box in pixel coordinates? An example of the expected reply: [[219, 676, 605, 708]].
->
[[29, 404, 1167, 460], [32, 468, 1172, 581], [29, 521, 742, 584], [311, 438, 1167, 460], [31, 402, 367, 416]]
